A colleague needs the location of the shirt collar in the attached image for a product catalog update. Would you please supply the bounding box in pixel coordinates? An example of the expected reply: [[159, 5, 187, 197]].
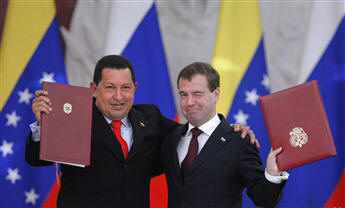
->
[[104, 115, 130, 128], [186, 114, 220, 137]]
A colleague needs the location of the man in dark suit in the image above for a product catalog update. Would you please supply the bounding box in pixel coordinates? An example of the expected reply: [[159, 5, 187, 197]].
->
[[26, 55, 257, 207], [160, 62, 289, 208]]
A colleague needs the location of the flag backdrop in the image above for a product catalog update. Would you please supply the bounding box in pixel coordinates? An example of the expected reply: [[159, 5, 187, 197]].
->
[[103, 1, 177, 207], [0, 0, 67, 207], [212, 0, 271, 207], [280, 3, 344, 207], [213, 0, 344, 207]]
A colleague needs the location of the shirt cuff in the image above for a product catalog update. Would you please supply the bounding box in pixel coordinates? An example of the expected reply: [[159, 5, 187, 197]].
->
[[264, 169, 289, 184], [29, 121, 41, 142]]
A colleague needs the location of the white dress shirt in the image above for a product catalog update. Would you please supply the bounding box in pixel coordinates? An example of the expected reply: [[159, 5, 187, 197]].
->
[[177, 114, 220, 165], [176, 113, 289, 184]]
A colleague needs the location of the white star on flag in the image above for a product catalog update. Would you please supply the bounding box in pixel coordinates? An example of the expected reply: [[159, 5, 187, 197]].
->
[[6, 168, 21, 185], [245, 89, 259, 106], [25, 188, 39, 205], [0, 140, 14, 157], [233, 110, 249, 125], [6, 111, 21, 127], [40, 72, 55, 83], [261, 74, 270, 91], [18, 88, 34, 105]]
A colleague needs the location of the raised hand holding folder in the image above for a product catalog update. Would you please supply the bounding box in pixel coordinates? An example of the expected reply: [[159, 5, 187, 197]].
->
[[259, 80, 337, 171]]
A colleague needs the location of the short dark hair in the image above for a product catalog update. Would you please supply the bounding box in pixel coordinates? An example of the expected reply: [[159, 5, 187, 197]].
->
[[177, 62, 220, 92], [93, 55, 136, 85]]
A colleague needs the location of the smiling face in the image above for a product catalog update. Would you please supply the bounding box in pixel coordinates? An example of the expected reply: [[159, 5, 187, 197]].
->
[[178, 74, 219, 127], [91, 67, 137, 120]]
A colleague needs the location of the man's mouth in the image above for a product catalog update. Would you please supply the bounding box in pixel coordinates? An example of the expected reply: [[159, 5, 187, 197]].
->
[[186, 109, 199, 114], [111, 103, 124, 109]]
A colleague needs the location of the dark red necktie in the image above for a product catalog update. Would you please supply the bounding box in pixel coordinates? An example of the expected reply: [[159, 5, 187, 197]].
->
[[111, 120, 128, 159], [181, 128, 203, 176]]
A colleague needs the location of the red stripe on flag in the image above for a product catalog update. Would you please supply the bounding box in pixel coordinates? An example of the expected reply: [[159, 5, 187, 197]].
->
[[149, 114, 179, 208], [150, 174, 168, 208], [174, 115, 179, 123], [325, 169, 345, 208], [41, 180, 60, 208]]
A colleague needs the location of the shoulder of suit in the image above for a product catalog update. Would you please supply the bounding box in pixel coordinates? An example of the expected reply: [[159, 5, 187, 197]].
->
[[219, 119, 252, 145], [130, 104, 164, 121], [132, 104, 160, 113]]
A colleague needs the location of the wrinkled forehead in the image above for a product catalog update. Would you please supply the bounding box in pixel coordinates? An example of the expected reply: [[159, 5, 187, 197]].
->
[[178, 74, 209, 87], [101, 68, 134, 83]]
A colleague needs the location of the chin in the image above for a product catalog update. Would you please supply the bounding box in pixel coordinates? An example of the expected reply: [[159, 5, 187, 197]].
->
[[109, 112, 125, 120]]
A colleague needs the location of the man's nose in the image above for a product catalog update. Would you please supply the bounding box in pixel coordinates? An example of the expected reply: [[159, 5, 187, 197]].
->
[[187, 96, 195, 106], [113, 89, 123, 100]]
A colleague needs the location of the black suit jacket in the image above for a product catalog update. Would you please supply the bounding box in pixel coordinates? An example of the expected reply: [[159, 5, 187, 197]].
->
[[26, 103, 178, 208], [160, 115, 286, 208]]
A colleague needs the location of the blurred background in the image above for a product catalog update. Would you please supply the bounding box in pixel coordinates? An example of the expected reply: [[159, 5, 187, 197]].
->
[[0, 0, 344, 207]]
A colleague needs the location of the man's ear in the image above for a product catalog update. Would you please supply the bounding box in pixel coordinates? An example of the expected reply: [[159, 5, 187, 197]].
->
[[90, 82, 96, 96], [134, 82, 138, 92], [214, 87, 220, 101]]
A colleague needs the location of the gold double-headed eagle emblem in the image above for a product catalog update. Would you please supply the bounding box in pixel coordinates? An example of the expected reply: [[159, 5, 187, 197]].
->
[[289, 127, 308, 148], [63, 103, 72, 114]]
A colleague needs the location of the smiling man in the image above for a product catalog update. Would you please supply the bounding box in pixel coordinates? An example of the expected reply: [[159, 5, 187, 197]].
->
[[27, 55, 178, 207], [26, 55, 258, 207], [160, 62, 289, 208]]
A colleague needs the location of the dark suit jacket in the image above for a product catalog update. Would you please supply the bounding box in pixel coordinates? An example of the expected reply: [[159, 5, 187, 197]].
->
[[160, 115, 286, 208], [26, 103, 177, 208]]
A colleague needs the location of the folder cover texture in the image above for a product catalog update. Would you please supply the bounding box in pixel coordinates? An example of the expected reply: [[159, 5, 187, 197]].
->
[[40, 82, 93, 166], [259, 80, 336, 171]]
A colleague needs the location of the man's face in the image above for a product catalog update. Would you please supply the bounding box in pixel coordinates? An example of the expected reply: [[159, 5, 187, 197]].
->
[[91, 68, 137, 121], [178, 74, 219, 127]]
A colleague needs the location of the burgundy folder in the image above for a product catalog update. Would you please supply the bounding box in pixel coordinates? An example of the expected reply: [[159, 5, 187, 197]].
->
[[259, 80, 337, 171], [40, 82, 93, 167]]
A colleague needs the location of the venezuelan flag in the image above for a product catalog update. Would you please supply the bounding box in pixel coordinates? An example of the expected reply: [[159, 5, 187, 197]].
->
[[283, 3, 344, 207], [0, 0, 67, 207], [212, 0, 274, 207]]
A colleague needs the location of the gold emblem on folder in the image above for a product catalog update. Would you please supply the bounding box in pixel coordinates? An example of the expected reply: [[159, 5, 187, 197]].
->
[[63, 103, 72, 114], [289, 127, 308, 148]]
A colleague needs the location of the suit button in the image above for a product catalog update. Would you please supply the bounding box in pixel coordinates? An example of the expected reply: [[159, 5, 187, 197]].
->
[[123, 164, 128, 172]]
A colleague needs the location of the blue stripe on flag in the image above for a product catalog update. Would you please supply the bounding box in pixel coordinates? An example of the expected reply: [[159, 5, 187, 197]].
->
[[0, 17, 67, 207], [121, 3, 176, 119]]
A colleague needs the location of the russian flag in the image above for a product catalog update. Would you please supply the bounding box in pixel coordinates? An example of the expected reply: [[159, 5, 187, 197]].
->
[[278, 3, 344, 207], [103, 1, 177, 207], [0, 0, 67, 207]]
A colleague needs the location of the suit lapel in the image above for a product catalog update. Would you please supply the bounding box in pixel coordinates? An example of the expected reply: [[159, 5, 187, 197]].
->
[[126, 108, 147, 161], [171, 124, 189, 179], [93, 104, 125, 162], [189, 117, 233, 174]]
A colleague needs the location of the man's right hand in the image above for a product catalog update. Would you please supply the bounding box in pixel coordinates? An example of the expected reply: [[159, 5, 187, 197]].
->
[[32, 90, 52, 125]]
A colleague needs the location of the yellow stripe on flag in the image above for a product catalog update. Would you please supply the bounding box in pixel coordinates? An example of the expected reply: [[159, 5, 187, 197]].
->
[[0, 0, 55, 110], [212, 0, 262, 116]]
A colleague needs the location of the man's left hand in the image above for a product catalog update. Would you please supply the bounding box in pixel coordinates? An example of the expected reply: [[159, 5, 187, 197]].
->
[[266, 147, 283, 176], [232, 124, 260, 148]]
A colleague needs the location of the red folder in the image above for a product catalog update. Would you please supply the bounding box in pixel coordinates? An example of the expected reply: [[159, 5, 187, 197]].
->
[[259, 80, 337, 171], [40, 82, 93, 167]]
